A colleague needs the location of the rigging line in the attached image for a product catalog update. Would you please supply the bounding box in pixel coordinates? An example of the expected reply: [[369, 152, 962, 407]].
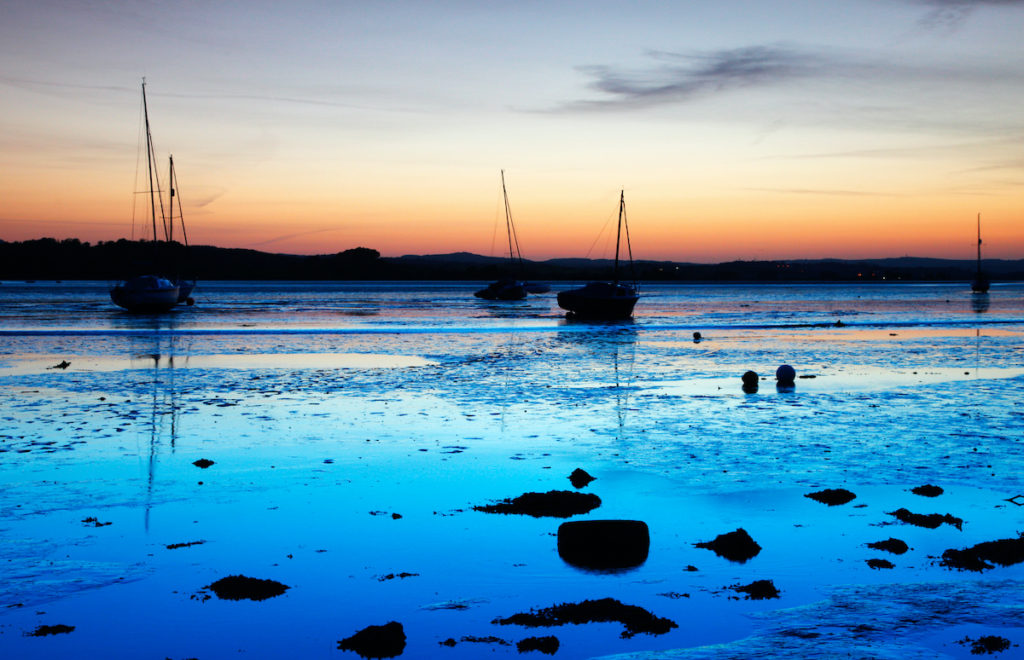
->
[[622, 198, 637, 288], [582, 203, 617, 260]]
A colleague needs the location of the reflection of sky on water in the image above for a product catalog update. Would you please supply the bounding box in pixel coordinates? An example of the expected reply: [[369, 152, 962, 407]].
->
[[1, 283, 1023, 658]]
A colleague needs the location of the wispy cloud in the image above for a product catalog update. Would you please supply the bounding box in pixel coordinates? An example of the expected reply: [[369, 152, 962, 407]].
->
[[564, 45, 829, 111], [915, 0, 1024, 30]]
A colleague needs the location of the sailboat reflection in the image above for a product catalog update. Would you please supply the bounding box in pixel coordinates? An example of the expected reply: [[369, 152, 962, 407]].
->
[[557, 325, 637, 439], [971, 293, 990, 314], [126, 330, 189, 532]]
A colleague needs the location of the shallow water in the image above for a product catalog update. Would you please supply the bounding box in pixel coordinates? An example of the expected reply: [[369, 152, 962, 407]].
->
[[1, 281, 1022, 659]]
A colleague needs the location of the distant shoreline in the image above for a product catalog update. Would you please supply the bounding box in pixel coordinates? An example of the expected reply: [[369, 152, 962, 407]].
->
[[2, 238, 1022, 283]]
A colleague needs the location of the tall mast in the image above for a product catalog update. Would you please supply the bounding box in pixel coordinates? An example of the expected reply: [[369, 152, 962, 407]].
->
[[976, 212, 982, 275], [501, 170, 522, 271], [142, 80, 158, 246], [613, 189, 624, 285]]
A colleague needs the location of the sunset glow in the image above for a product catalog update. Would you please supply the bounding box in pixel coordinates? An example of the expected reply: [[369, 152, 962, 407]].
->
[[2, 1, 1023, 262]]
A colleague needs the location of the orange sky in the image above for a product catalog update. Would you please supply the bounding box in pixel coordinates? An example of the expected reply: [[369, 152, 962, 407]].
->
[[2, 2, 1023, 262]]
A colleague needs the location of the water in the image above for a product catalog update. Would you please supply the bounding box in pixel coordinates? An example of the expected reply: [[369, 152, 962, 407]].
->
[[1, 281, 1022, 658]]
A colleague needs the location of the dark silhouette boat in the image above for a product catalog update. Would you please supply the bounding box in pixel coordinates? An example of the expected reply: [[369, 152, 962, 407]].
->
[[110, 80, 194, 312], [971, 212, 990, 294], [557, 190, 638, 320], [474, 170, 548, 300]]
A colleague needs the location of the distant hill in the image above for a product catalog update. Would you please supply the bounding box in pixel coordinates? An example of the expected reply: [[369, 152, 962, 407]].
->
[[1, 238, 1022, 282]]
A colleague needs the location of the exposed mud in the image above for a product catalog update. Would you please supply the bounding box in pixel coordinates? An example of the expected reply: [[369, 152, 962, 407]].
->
[[568, 468, 595, 489], [941, 535, 1024, 572], [867, 538, 909, 554], [493, 598, 678, 638], [338, 621, 406, 658], [695, 528, 762, 563], [887, 507, 963, 530], [205, 575, 289, 601], [517, 635, 559, 654], [911, 484, 944, 497], [730, 579, 780, 600], [805, 488, 856, 506], [26, 624, 74, 637], [474, 490, 601, 518]]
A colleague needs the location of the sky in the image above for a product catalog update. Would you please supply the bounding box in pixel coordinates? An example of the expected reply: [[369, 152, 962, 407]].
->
[[1, 0, 1023, 262]]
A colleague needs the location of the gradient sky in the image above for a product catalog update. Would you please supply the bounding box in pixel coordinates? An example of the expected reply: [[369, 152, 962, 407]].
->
[[2, 0, 1023, 262]]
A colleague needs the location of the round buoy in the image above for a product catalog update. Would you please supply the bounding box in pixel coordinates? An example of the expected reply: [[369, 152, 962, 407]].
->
[[776, 364, 796, 384], [693, 331, 702, 342]]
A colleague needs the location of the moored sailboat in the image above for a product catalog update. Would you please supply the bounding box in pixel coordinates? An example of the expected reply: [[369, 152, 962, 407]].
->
[[557, 190, 639, 320], [111, 80, 196, 311], [971, 213, 990, 294], [111, 80, 179, 312], [474, 170, 548, 300]]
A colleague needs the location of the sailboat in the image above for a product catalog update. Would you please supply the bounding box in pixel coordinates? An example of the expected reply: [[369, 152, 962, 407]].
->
[[557, 190, 639, 320], [474, 170, 548, 300], [971, 213, 990, 294], [110, 80, 179, 312]]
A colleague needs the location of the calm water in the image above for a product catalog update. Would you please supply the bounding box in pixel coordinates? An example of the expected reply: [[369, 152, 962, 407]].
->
[[1, 281, 1023, 659]]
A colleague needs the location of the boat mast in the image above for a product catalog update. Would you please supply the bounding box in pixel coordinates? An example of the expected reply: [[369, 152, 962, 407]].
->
[[501, 170, 524, 275], [142, 80, 158, 247], [976, 212, 982, 276], [613, 189, 624, 285]]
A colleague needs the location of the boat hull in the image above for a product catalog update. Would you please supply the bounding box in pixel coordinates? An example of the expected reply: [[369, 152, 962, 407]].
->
[[971, 276, 990, 294], [110, 275, 180, 313], [557, 282, 638, 320], [474, 279, 527, 301]]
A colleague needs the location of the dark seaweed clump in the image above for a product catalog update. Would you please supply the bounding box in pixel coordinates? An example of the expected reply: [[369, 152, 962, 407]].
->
[[867, 538, 909, 555], [493, 598, 677, 639], [206, 575, 289, 601], [474, 491, 601, 518], [568, 468, 595, 489], [166, 540, 206, 550], [805, 488, 856, 506], [867, 558, 895, 570], [26, 624, 75, 637], [912, 484, 944, 497], [192, 458, 215, 468], [958, 635, 1012, 655], [941, 535, 1024, 572], [887, 508, 963, 530], [517, 635, 560, 654], [695, 528, 762, 563], [338, 621, 405, 658], [731, 579, 780, 600]]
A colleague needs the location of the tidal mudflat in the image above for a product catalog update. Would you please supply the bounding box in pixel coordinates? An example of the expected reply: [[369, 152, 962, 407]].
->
[[1, 282, 1023, 658]]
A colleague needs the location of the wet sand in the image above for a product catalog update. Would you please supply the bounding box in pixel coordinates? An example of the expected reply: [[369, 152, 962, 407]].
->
[[2, 305, 1024, 658]]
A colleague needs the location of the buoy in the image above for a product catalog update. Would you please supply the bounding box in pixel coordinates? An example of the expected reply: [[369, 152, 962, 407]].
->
[[693, 331, 702, 342], [741, 370, 759, 393], [185, 297, 195, 306], [776, 364, 796, 384]]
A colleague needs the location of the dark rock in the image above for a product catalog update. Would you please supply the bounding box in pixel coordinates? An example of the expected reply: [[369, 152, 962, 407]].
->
[[888, 508, 963, 530], [206, 575, 289, 601], [805, 488, 856, 506], [557, 520, 649, 571], [695, 528, 762, 563], [867, 538, 908, 555], [911, 484, 944, 497], [26, 624, 74, 637], [866, 558, 894, 569], [941, 535, 1024, 572], [494, 598, 677, 638], [338, 621, 406, 658], [959, 635, 1012, 655], [517, 635, 559, 654], [568, 468, 595, 489], [731, 579, 780, 600], [192, 458, 214, 469], [474, 490, 601, 518]]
